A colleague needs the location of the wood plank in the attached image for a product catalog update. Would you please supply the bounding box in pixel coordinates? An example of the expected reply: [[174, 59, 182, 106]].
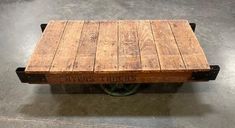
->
[[73, 21, 100, 71], [46, 71, 192, 84], [137, 20, 160, 71], [118, 20, 141, 71], [169, 20, 210, 70], [95, 21, 118, 72], [50, 21, 84, 72], [25, 20, 67, 73], [151, 20, 186, 71], [26, 19, 210, 76]]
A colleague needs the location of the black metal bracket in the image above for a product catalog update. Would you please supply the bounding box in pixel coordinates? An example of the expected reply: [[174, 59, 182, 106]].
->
[[41, 23, 196, 32], [189, 23, 196, 32], [191, 65, 220, 81], [16, 67, 47, 83], [40, 23, 196, 32], [40, 24, 47, 32], [16, 65, 220, 84]]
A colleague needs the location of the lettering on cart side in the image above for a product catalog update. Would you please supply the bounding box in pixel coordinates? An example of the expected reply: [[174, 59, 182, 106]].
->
[[64, 75, 94, 82], [62, 75, 136, 82]]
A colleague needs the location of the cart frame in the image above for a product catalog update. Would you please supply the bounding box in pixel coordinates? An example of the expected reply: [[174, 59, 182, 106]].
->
[[16, 22, 220, 96]]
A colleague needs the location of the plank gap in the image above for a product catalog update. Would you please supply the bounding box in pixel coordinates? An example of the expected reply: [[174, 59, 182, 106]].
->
[[49, 21, 68, 71], [72, 21, 85, 71], [93, 22, 101, 71], [149, 20, 162, 70], [117, 21, 120, 71], [168, 21, 187, 70], [135, 21, 143, 70]]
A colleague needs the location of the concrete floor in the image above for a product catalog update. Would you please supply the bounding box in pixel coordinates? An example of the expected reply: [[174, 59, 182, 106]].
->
[[0, 0, 235, 127]]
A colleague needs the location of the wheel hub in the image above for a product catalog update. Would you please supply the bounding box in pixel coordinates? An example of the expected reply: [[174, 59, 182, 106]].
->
[[100, 83, 140, 96]]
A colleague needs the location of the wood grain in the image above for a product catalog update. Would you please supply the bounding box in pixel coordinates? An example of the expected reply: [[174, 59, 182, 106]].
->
[[25, 20, 67, 73], [50, 21, 84, 72], [169, 20, 210, 70], [26, 19, 210, 80], [118, 20, 142, 71], [46, 71, 192, 84], [95, 21, 118, 72], [151, 20, 186, 71], [73, 21, 100, 71], [137, 20, 160, 71]]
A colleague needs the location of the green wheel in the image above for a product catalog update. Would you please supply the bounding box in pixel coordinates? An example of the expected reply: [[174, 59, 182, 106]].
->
[[100, 83, 140, 96]]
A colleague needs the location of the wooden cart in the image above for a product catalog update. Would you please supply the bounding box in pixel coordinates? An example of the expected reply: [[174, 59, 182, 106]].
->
[[16, 20, 219, 96]]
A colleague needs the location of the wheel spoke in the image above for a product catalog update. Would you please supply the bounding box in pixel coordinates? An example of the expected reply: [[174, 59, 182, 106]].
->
[[124, 85, 132, 91], [110, 84, 117, 91]]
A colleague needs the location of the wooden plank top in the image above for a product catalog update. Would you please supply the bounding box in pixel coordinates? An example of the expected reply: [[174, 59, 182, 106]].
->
[[25, 20, 210, 74]]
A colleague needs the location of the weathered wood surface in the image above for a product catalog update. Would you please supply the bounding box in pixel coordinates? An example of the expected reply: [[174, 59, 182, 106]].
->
[[26, 20, 67, 72], [46, 72, 192, 84], [169, 20, 209, 70], [50, 21, 84, 72], [73, 21, 100, 71], [95, 21, 118, 72], [151, 20, 186, 71], [138, 20, 160, 71], [118, 20, 142, 71], [26, 20, 210, 77]]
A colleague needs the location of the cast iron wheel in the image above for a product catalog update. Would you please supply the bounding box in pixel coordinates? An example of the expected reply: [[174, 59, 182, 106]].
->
[[100, 83, 140, 96]]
